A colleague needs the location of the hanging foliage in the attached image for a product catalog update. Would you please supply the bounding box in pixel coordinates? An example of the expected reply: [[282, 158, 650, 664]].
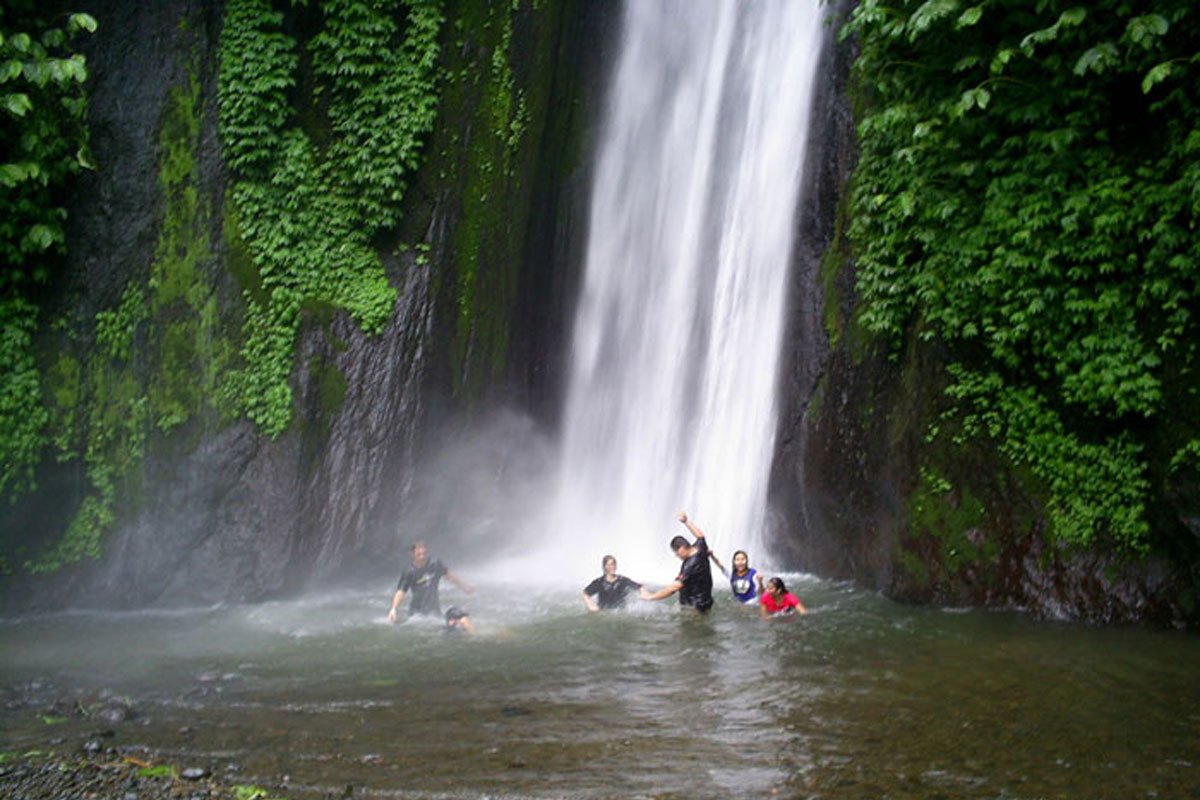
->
[[217, 0, 443, 435], [844, 0, 1200, 550], [0, 5, 96, 500]]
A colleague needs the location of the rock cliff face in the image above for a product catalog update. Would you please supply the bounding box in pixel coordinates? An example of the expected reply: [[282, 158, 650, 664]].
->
[[6, 0, 1194, 625], [1, 0, 616, 609], [767, 0, 1198, 627]]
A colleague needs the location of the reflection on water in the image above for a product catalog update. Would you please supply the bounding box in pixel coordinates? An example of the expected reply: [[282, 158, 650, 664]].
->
[[2, 577, 1198, 799]]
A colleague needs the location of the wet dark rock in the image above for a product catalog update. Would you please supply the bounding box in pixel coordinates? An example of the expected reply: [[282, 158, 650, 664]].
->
[[48, 698, 79, 718], [0, 754, 261, 800], [1, 0, 613, 615], [98, 706, 126, 723], [767, 0, 1198, 627], [500, 705, 532, 717]]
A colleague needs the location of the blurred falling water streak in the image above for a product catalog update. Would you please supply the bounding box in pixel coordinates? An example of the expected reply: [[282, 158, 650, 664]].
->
[[550, 1, 824, 577]]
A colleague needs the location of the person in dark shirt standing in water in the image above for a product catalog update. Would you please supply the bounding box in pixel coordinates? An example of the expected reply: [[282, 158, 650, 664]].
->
[[582, 554, 651, 612], [387, 540, 472, 621], [645, 511, 722, 612]]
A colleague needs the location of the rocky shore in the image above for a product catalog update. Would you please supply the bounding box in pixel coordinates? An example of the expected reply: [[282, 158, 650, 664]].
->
[[1, 684, 290, 800], [0, 754, 278, 800]]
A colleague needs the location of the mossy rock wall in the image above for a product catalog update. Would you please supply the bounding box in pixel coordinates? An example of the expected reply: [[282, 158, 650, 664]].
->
[[1, 0, 612, 609], [768, 0, 1198, 627]]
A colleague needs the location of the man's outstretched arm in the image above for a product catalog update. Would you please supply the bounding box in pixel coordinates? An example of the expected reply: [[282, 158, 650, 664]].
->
[[387, 588, 406, 622], [645, 580, 683, 602], [446, 570, 473, 594]]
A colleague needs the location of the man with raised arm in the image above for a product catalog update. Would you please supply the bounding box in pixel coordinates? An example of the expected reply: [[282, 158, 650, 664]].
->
[[644, 511, 724, 613], [387, 540, 471, 621]]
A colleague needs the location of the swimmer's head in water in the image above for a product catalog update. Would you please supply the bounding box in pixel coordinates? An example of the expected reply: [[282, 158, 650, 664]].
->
[[445, 606, 468, 625]]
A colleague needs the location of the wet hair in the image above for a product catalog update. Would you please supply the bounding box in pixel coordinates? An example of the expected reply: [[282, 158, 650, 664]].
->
[[602, 554, 616, 568], [669, 535, 690, 552], [445, 606, 468, 623], [411, 539, 427, 552], [767, 577, 788, 594]]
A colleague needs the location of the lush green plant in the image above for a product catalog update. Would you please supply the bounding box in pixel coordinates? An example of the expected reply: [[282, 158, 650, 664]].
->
[[95, 284, 148, 362], [8, 0, 445, 571], [0, 5, 95, 500], [7, 49, 236, 575], [218, 0, 443, 435], [24, 54, 231, 573], [844, 1, 1200, 550], [0, 298, 49, 500], [232, 784, 284, 800]]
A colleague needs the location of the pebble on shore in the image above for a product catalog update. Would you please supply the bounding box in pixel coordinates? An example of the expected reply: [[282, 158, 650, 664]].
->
[[0, 754, 278, 800]]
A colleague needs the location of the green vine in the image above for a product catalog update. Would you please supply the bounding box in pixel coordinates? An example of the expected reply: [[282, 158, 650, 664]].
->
[[25, 55, 227, 573], [0, 6, 95, 500], [844, 1, 1200, 551], [217, 0, 443, 436], [94, 284, 148, 362], [0, 297, 50, 499]]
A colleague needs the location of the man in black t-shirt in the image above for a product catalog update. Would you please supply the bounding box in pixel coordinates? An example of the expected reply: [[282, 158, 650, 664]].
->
[[644, 511, 723, 612], [582, 554, 650, 611], [387, 540, 472, 621]]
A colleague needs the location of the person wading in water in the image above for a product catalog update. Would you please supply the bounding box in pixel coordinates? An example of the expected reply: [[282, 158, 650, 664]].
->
[[759, 576, 807, 619], [729, 549, 765, 604], [387, 540, 472, 621], [582, 554, 651, 612], [645, 511, 724, 613]]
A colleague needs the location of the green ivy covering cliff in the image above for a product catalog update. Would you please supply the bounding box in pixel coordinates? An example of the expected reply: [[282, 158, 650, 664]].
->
[[844, 0, 1200, 554], [1, 0, 570, 577], [0, 5, 95, 504], [218, 0, 441, 436]]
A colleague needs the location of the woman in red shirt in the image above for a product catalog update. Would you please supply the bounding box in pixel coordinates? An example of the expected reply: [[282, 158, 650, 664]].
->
[[759, 577, 807, 619]]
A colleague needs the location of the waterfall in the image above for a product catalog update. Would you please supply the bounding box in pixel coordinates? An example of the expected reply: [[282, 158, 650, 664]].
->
[[548, 1, 824, 579]]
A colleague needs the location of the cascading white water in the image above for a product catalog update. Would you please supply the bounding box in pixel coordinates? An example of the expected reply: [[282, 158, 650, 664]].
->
[[549, 1, 824, 580]]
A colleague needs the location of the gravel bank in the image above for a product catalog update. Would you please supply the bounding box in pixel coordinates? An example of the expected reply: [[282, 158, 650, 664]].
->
[[0, 754, 282, 800]]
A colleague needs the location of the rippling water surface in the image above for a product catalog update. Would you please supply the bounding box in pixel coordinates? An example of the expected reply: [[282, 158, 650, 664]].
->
[[2, 576, 1198, 799]]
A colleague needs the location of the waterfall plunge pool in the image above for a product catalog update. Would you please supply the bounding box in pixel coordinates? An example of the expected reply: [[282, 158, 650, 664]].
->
[[2, 576, 1197, 799]]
